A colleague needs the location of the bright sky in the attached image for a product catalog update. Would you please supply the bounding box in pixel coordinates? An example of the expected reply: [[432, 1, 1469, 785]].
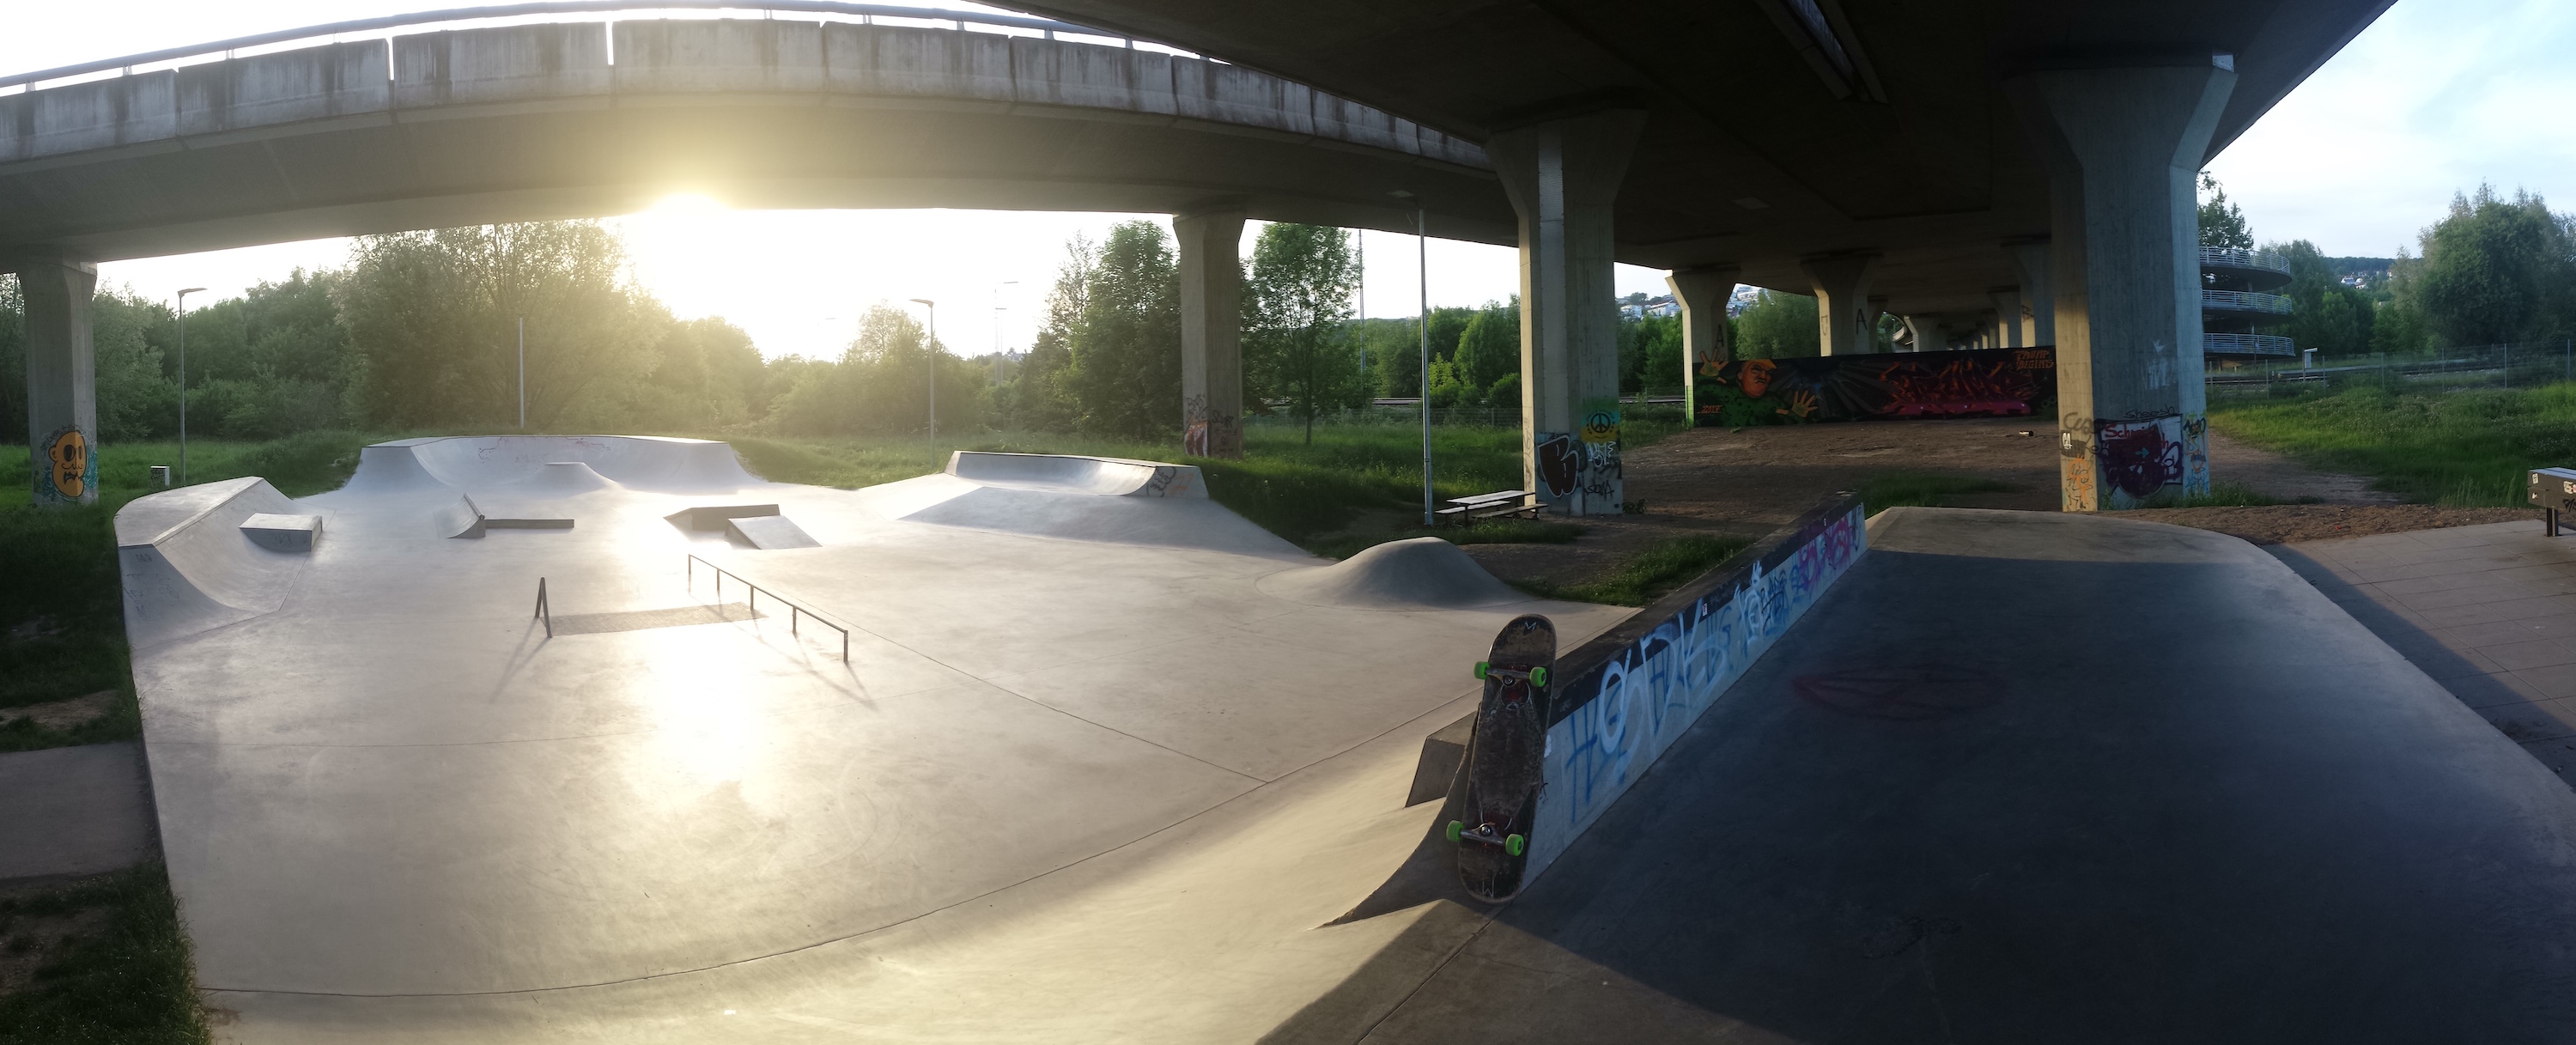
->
[[9, 0, 2567, 355]]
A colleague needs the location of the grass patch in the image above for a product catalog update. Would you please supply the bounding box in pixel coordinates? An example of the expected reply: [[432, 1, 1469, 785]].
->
[[0, 865, 209, 1045], [0, 433, 380, 720], [1511, 535, 1753, 607], [1443, 519, 1585, 546], [1856, 470, 2017, 512], [2211, 383, 2576, 506]]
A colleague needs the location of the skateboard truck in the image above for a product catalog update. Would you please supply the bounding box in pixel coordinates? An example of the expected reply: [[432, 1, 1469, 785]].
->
[[1473, 661, 1547, 688], [1444, 819, 1527, 857]]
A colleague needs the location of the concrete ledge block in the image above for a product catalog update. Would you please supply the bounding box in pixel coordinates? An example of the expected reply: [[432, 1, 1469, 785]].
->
[[239, 513, 321, 552]]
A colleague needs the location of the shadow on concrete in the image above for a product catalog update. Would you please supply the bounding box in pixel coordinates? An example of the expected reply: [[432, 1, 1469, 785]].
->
[[1279, 535, 2576, 1043]]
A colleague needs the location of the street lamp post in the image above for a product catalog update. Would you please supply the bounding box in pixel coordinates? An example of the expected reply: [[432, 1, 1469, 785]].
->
[[909, 298, 938, 441], [992, 280, 1018, 385], [176, 286, 207, 484]]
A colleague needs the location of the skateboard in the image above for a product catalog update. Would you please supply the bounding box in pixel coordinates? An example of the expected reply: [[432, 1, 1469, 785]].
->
[[1449, 613, 1555, 902]]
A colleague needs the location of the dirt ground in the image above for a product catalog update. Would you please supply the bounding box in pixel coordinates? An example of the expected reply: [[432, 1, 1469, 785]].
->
[[1457, 416, 2539, 586]]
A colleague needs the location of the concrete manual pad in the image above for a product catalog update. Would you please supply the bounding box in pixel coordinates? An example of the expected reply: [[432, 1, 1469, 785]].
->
[[118, 435, 1628, 1040], [0, 742, 154, 882]]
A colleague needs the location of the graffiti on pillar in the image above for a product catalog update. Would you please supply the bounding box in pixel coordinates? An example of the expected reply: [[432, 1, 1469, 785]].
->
[[36, 425, 95, 503], [1535, 433, 1581, 503], [2182, 414, 2211, 494], [2093, 414, 2185, 501], [1578, 401, 1623, 507], [2058, 422, 2097, 513], [1182, 394, 1240, 459]]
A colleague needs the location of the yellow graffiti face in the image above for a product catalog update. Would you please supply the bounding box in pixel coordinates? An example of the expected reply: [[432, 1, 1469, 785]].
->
[[46, 428, 88, 499]]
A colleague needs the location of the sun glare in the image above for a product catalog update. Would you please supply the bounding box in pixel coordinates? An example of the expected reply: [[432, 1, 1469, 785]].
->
[[647, 192, 726, 215]]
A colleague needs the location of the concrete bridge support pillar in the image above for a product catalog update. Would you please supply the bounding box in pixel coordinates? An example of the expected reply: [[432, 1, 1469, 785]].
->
[[2006, 240, 2056, 346], [1904, 315, 1947, 354], [1801, 254, 1879, 355], [1489, 110, 1644, 516], [1175, 207, 1247, 459], [1989, 288, 2027, 349], [16, 260, 101, 506], [1666, 266, 1736, 428], [2015, 57, 2233, 510]]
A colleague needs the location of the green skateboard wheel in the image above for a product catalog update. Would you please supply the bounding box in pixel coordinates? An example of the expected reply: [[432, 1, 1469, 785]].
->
[[1529, 666, 1548, 688], [1504, 834, 1526, 857], [1445, 820, 1464, 843], [1473, 660, 1489, 681]]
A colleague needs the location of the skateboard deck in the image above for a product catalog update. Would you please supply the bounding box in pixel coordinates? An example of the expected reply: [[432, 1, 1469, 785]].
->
[[1449, 613, 1555, 902]]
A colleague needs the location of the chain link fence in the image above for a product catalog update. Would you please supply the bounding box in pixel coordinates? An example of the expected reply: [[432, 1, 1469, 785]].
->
[[1246, 391, 1688, 429]]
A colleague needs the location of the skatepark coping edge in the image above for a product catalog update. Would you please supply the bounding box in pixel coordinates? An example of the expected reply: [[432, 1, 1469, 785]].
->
[[1515, 491, 1869, 884]]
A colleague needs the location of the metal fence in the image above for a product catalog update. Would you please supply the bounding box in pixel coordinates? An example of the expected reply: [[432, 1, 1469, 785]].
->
[[2207, 340, 2576, 400], [1247, 393, 1689, 429]]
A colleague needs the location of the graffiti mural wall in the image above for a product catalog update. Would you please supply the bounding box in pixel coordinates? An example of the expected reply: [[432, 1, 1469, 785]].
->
[[1692, 347, 2056, 428], [1521, 493, 1870, 880]]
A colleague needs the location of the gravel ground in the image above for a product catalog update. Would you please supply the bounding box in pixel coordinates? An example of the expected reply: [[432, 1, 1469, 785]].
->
[[1456, 415, 2519, 585]]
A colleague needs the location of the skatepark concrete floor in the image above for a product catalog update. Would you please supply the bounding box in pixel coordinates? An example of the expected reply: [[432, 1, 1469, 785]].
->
[[102, 435, 2576, 1042]]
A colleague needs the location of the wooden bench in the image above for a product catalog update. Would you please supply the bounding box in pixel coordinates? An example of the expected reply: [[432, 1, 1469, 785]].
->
[[1434, 489, 1540, 525]]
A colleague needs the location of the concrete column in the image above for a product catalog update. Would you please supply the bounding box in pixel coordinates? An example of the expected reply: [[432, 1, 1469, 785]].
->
[[2005, 240, 2055, 346], [2015, 57, 2234, 510], [1175, 207, 1246, 459], [1904, 315, 1947, 354], [1801, 253, 1878, 355], [1489, 110, 1645, 516], [19, 260, 101, 506], [1988, 288, 2026, 348], [1666, 266, 1736, 428]]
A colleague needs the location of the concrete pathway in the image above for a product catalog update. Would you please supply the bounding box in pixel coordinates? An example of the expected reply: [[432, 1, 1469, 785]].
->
[[0, 741, 154, 883], [2269, 519, 2576, 784]]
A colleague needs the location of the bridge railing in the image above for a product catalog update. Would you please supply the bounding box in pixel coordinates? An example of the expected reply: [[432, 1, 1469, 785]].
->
[[0, 0, 1184, 93]]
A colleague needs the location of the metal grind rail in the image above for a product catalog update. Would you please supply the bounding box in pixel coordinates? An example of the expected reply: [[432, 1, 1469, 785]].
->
[[686, 554, 849, 661]]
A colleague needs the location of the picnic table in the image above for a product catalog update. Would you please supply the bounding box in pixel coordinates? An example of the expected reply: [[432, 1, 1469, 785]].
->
[[1435, 489, 1540, 525]]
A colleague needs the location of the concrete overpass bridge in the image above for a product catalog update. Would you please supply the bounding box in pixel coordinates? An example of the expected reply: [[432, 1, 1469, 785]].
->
[[9, 0, 2396, 513]]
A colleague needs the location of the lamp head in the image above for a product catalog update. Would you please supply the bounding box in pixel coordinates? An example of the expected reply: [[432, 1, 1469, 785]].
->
[[909, 298, 935, 307]]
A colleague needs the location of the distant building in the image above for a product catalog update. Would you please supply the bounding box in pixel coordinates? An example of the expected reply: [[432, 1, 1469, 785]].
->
[[1621, 294, 1680, 319]]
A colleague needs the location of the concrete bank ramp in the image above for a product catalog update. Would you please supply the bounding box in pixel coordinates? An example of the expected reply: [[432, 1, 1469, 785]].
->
[[344, 435, 758, 494], [116, 477, 311, 647], [1298, 507, 2576, 1042], [863, 453, 1300, 556], [1260, 537, 1523, 609]]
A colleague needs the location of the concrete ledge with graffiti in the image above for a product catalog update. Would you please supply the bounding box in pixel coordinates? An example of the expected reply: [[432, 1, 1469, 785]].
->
[[1517, 490, 1869, 882], [1694, 347, 2057, 427]]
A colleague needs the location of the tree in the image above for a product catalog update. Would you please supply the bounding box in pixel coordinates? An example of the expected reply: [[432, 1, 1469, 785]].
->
[[1061, 221, 1181, 439], [2269, 240, 2377, 355], [343, 222, 656, 430], [1620, 313, 1682, 396], [1366, 307, 1473, 398], [2411, 185, 2575, 346], [994, 236, 1093, 433], [768, 304, 980, 436], [1452, 301, 1520, 404], [2198, 173, 2254, 251], [1733, 290, 1820, 358], [1243, 222, 1364, 443]]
